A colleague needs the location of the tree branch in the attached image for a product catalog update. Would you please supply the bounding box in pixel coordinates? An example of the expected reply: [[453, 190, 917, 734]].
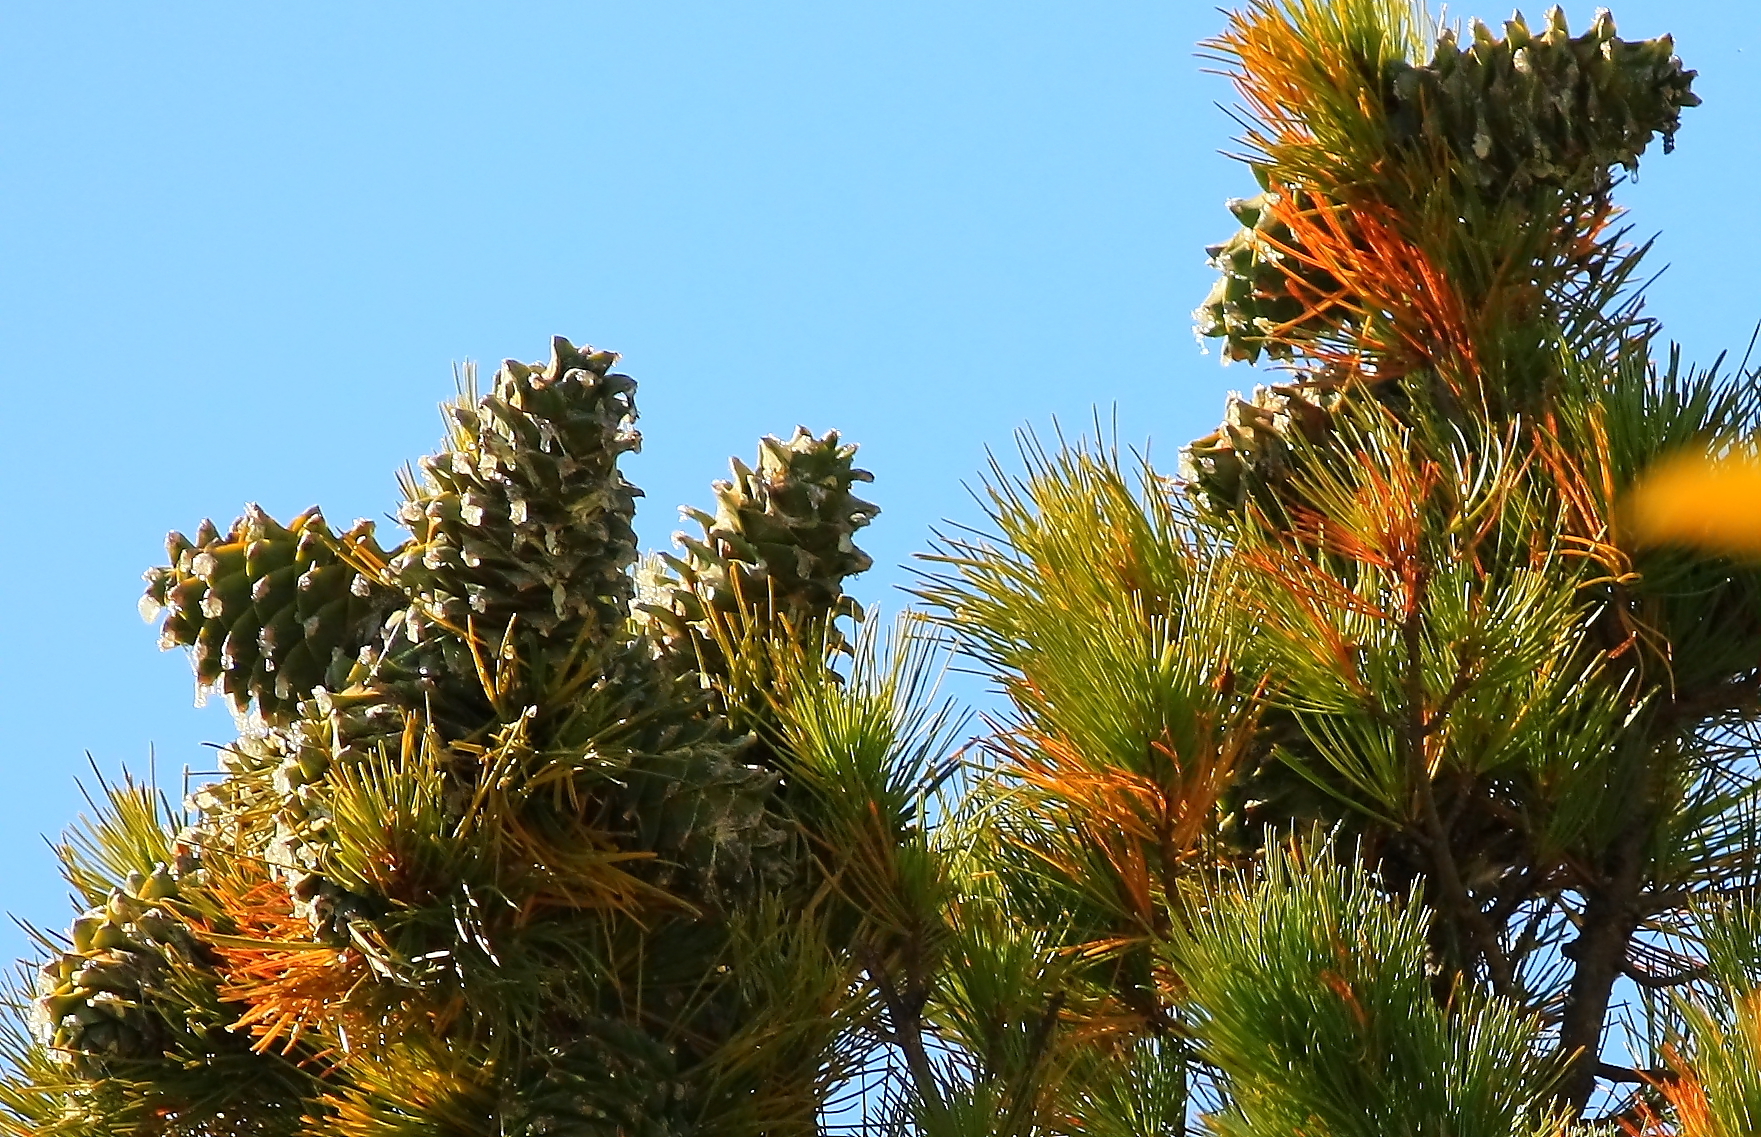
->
[[864, 947, 944, 1119], [1557, 809, 1649, 1113], [1596, 1060, 1669, 1085], [1621, 961, 1707, 989], [1422, 657, 1482, 738], [1400, 584, 1516, 995]]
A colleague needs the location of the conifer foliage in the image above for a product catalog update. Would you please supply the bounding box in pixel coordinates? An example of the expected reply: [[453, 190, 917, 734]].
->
[[3, 340, 926, 1136], [9, 3, 1761, 1136], [921, 2, 1761, 1132]]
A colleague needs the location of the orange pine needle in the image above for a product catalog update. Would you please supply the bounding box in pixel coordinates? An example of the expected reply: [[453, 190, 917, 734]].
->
[[1266, 193, 1482, 385], [193, 866, 376, 1058]]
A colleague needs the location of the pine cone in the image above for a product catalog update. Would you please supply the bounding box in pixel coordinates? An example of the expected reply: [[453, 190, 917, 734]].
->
[[32, 868, 209, 1073], [142, 507, 402, 723], [389, 337, 642, 661], [1179, 379, 1343, 515], [642, 427, 878, 662]]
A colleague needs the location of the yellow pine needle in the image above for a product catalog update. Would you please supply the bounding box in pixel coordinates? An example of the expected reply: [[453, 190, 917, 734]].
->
[[1625, 450, 1761, 558]]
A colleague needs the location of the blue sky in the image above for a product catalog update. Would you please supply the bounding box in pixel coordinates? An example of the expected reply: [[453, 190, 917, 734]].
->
[[2, 1, 1757, 975]]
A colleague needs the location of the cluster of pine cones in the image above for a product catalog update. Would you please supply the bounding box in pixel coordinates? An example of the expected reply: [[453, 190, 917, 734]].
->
[[33, 337, 877, 1132]]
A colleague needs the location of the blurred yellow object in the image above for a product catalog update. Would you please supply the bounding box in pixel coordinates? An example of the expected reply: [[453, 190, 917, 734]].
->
[[1626, 450, 1761, 556]]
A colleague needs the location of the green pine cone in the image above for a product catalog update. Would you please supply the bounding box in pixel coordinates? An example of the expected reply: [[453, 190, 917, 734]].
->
[[389, 336, 643, 669], [142, 506, 403, 723], [1195, 13, 1697, 365], [31, 870, 209, 1074], [1409, 10, 1698, 197], [641, 427, 878, 665], [503, 1024, 689, 1137], [1193, 191, 1343, 367], [1179, 379, 1344, 516], [171, 684, 405, 941], [611, 730, 786, 898]]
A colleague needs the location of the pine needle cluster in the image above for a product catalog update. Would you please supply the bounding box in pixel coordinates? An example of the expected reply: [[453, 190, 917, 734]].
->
[[9, 4, 1761, 1136], [4, 340, 943, 1137]]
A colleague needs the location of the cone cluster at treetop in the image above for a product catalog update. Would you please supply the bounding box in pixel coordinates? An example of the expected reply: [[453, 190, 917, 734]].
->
[[9, 339, 900, 1136], [10, 2, 1761, 1135]]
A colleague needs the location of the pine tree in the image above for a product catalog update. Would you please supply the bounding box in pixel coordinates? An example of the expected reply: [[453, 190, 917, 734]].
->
[[914, 2, 1761, 1133], [9, 3, 1761, 1136], [0, 340, 947, 1136]]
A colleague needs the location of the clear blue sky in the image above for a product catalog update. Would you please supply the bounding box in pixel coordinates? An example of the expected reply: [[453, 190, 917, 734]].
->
[[2, 2, 1756, 972]]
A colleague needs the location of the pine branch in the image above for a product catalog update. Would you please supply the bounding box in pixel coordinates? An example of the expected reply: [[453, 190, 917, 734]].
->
[[1402, 586, 1516, 996], [864, 947, 945, 1122], [1557, 812, 1650, 1110], [1620, 961, 1707, 990]]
